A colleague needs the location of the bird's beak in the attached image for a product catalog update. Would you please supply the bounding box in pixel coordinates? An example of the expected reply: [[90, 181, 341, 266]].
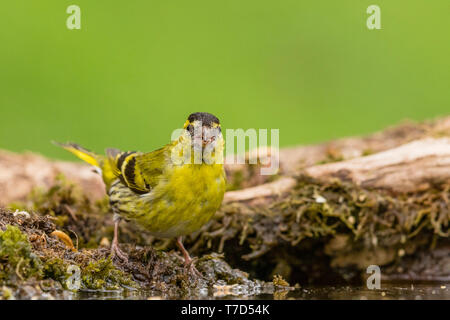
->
[[202, 127, 217, 147]]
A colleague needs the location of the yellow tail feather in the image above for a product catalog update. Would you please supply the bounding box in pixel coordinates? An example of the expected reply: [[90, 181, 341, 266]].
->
[[53, 141, 100, 168], [53, 141, 120, 190]]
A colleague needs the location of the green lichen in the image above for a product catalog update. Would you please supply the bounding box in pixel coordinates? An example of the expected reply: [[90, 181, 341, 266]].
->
[[0, 225, 42, 284]]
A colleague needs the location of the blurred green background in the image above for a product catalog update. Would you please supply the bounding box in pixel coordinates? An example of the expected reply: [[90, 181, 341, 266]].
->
[[0, 1, 449, 160]]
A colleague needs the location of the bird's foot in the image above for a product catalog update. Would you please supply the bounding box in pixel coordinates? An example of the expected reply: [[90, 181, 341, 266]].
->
[[175, 236, 204, 279], [184, 256, 203, 279], [110, 242, 128, 264]]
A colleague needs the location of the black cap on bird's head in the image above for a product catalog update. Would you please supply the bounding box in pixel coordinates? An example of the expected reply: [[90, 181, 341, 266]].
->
[[187, 112, 220, 127], [184, 112, 221, 148]]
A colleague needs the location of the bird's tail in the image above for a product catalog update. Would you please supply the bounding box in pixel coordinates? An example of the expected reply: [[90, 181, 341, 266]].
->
[[53, 141, 102, 168], [53, 141, 120, 189]]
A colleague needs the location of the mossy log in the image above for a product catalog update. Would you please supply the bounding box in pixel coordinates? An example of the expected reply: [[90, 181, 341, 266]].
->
[[1, 117, 449, 206], [225, 137, 450, 203], [0, 116, 449, 287]]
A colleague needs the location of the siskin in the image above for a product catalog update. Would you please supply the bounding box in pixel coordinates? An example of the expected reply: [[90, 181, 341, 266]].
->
[[55, 112, 226, 275]]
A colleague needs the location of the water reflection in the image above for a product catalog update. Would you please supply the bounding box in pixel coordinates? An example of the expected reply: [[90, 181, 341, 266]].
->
[[74, 283, 449, 300]]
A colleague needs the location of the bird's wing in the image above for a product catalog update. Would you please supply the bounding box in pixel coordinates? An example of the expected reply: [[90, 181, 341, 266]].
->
[[133, 145, 170, 192], [104, 149, 146, 194], [106, 144, 171, 194]]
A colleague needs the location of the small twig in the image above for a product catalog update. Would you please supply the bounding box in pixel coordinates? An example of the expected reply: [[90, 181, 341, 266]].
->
[[63, 204, 78, 222]]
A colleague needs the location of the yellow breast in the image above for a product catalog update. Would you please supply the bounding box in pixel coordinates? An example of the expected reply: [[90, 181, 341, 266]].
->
[[122, 163, 226, 238]]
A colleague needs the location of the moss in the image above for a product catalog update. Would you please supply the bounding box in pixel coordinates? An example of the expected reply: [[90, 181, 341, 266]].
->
[[4, 163, 448, 296], [227, 170, 245, 191], [186, 175, 450, 283], [42, 257, 70, 285], [0, 209, 141, 294], [197, 253, 249, 284], [42, 257, 137, 292], [273, 275, 289, 287], [42, 253, 137, 291], [361, 149, 374, 156], [1, 201, 269, 298], [81, 258, 136, 291], [0, 225, 43, 284], [225, 162, 279, 191], [315, 148, 344, 165], [12, 175, 110, 248], [13, 175, 154, 250]]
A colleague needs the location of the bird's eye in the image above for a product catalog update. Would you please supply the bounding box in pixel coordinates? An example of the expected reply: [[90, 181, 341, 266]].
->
[[187, 124, 194, 134]]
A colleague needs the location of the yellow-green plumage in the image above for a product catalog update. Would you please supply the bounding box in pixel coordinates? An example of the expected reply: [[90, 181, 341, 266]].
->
[[55, 115, 226, 240], [108, 141, 226, 238]]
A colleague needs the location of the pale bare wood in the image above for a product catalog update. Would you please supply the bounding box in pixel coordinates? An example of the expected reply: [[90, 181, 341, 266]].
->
[[0, 150, 105, 206], [305, 137, 450, 192], [223, 176, 296, 204], [224, 137, 450, 203], [273, 117, 450, 174]]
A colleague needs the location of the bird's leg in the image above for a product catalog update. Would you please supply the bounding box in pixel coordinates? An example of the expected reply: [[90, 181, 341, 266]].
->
[[176, 236, 202, 278], [110, 217, 128, 263]]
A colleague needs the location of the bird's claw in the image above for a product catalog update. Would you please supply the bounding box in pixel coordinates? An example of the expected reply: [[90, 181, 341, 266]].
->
[[110, 242, 128, 264], [184, 257, 203, 279]]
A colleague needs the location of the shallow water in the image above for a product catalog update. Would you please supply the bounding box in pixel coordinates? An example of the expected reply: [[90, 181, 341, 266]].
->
[[268, 283, 450, 300], [73, 283, 450, 300]]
